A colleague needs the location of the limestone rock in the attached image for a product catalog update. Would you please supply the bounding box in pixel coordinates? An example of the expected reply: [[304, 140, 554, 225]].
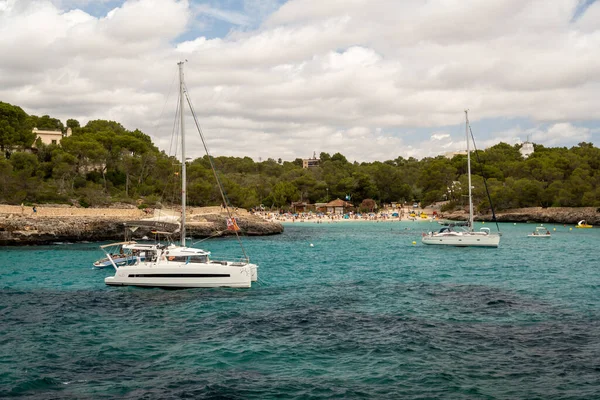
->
[[0, 210, 283, 246], [443, 207, 600, 224]]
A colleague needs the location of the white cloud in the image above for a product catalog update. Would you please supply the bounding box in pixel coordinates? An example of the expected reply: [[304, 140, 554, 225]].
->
[[0, 0, 599, 162], [536, 122, 591, 146], [192, 3, 251, 26], [431, 133, 450, 141]]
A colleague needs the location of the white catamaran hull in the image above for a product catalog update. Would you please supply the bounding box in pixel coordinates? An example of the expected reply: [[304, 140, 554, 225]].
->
[[105, 263, 256, 288], [422, 233, 500, 247]]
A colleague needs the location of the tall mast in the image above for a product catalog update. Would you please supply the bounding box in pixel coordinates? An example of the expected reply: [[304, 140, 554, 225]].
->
[[465, 110, 473, 230], [178, 61, 187, 246]]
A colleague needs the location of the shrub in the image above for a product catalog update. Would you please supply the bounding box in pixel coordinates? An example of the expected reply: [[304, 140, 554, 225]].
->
[[441, 201, 459, 212]]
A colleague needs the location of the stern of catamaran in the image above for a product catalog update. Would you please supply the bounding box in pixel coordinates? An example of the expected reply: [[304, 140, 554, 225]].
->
[[249, 264, 258, 282]]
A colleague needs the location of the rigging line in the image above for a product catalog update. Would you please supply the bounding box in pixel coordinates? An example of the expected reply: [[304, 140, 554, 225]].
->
[[206, 154, 237, 213], [192, 230, 226, 245], [468, 124, 501, 233], [140, 67, 179, 217], [183, 90, 241, 231], [160, 93, 182, 209], [168, 88, 181, 159], [183, 85, 250, 263], [149, 67, 179, 146]]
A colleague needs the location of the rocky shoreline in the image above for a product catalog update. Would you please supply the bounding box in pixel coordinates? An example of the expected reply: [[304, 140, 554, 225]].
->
[[0, 205, 597, 245], [444, 206, 600, 225], [0, 206, 283, 246]]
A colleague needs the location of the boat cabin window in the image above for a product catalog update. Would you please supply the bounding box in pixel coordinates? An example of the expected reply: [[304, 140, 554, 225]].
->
[[165, 255, 208, 263], [137, 250, 157, 261], [188, 255, 208, 263], [166, 256, 187, 262]]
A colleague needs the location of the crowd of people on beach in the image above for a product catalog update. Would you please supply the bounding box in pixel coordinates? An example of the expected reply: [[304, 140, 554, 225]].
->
[[253, 208, 441, 223]]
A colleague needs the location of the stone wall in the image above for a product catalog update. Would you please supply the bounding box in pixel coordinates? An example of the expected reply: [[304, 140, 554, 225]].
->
[[0, 205, 144, 218]]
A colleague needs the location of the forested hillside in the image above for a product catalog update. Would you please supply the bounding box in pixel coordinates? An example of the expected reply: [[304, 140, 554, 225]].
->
[[1, 101, 599, 211]]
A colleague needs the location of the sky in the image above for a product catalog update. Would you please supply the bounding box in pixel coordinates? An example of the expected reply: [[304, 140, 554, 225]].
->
[[0, 0, 599, 162]]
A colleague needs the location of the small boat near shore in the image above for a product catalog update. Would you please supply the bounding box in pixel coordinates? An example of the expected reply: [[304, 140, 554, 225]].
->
[[528, 226, 551, 238], [576, 220, 593, 228]]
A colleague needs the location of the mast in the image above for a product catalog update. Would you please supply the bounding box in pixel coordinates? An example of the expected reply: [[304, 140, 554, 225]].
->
[[178, 61, 187, 246], [465, 110, 473, 230]]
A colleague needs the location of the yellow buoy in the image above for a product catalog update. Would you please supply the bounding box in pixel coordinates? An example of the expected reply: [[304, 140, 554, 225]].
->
[[553, 228, 556, 231], [569, 227, 572, 231], [412, 241, 416, 245]]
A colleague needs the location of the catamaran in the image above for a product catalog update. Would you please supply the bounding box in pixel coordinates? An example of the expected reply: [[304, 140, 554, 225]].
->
[[102, 62, 258, 288], [422, 111, 501, 248]]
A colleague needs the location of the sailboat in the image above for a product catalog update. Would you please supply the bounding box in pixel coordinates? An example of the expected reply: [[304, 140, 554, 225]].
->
[[422, 111, 501, 248], [103, 62, 258, 288]]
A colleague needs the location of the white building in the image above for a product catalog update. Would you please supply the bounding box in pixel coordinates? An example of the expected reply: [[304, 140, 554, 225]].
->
[[33, 127, 71, 146], [520, 141, 534, 158]]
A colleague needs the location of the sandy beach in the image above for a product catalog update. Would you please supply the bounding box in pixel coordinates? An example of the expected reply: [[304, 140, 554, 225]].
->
[[255, 207, 440, 224], [255, 206, 599, 225], [1, 204, 596, 226]]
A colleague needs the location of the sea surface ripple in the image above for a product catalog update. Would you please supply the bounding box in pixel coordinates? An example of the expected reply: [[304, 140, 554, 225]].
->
[[1, 221, 599, 399]]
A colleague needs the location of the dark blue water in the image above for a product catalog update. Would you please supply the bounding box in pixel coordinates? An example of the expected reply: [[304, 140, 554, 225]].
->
[[1, 221, 599, 399]]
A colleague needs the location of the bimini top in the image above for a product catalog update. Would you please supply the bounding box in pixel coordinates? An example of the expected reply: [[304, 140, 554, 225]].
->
[[120, 242, 211, 257]]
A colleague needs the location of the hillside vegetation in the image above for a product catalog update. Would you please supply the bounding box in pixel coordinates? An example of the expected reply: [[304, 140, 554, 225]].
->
[[1, 101, 599, 212]]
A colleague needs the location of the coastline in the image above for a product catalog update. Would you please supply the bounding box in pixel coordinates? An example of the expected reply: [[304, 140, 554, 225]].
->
[[256, 206, 599, 226], [0, 204, 596, 245], [0, 205, 283, 246]]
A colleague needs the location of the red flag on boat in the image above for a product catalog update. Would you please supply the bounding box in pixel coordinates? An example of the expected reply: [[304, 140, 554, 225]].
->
[[226, 217, 240, 231]]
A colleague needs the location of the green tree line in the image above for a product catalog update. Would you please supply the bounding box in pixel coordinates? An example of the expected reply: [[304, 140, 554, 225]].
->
[[1, 101, 599, 211]]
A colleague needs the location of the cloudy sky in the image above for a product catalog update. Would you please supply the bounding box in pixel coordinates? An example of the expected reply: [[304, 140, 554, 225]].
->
[[1, 0, 599, 162]]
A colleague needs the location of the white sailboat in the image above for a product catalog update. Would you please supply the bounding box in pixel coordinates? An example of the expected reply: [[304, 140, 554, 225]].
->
[[103, 62, 258, 288], [422, 111, 501, 248]]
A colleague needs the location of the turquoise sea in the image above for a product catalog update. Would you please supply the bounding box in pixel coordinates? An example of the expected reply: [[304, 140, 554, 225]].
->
[[1, 221, 599, 399]]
